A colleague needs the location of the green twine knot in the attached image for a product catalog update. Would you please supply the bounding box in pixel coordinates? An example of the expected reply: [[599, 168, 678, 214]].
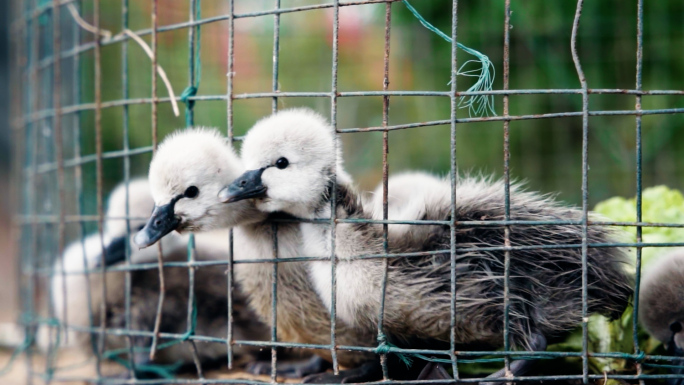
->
[[180, 86, 198, 110], [375, 333, 391, 355], [375, 332, 413, 367], [633, 350, 646, 363]]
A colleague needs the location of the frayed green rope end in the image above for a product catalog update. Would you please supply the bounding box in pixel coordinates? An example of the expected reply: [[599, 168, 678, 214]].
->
[[402, 0, 496, 117]]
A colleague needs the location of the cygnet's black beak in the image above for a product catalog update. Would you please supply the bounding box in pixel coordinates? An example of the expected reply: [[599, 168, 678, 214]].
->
[[96, 235, 127, 267], [134, 197, 182, 248], [218, 168, 267, 203], [96, 224, 145, 266]]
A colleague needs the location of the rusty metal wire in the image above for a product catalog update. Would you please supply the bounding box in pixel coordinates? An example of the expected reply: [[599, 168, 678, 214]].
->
[[10, 0, 684, 384]]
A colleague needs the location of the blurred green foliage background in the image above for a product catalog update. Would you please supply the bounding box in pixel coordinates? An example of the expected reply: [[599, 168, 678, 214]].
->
[[23, 0, 684, 234]]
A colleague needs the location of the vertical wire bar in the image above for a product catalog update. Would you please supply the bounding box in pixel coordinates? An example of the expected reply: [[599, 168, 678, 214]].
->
[[42, 2, 64, 380], [502, 0, 512, 377], [448, 0, 460, 379], [272, 0, 280, 114], [52, 0, 68, 351], [26, 0, 40, 381], [226, 0, 235, 143], [151, 0, 159, 152], [270, 224, 279, 384], [185, 1, 204, 380], [632, 1, 644, 384], [186, 236, 204, 381], [270, 1, 281, 381], [570, 1, 589, 383], [12, 1, 31, 379], [93, 0, 109, 368], [121, 0, 137, 376], [70, 0, 102, 376], [226, 228, 235, 368], [12, 2, 28, 379], [329, 0, 340, 375], [149, 0, 166, 360], [225, 0, 235, 370], [187, 0, 198, 126], [377, 2, 392, 381]]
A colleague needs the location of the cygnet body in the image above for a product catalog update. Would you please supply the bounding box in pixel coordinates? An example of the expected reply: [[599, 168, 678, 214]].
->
[[135, 129, 377, 379], [52, 179, 269, 375], [639, 249, 684, 385], [221, 108, 634, 381]]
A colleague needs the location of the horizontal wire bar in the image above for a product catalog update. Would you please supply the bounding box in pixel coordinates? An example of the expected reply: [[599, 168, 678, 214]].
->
[[15, 215, 150, 224], [24, 146, 153, 175], [26, 240, 684, 277], [15, 88, 684, 127], [339, 107, 684, 133], [234, 88, 684, 98], [29, 0, 403, 72], [15, 213, 684, 230], [17, 104, 684, 174], [21, 321, 684, 363], [36, 374, 684, 385]]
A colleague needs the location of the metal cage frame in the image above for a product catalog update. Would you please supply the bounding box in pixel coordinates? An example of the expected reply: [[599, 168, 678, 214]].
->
[[10, 0, 684, 384]]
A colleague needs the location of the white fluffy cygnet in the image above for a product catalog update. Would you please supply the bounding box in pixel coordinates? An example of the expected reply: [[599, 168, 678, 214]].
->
[[50, 179, 269, 376], [221, 108, 634, 383], [135, 128, 377, 380]]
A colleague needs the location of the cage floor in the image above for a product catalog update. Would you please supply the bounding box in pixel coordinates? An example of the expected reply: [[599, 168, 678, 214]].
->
[[0, 347, 304, 385]]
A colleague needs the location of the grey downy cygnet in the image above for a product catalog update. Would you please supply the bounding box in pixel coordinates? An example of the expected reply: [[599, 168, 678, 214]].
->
[[220, 108, 634, 383], [52, 178, 269, 378], [134, 129, 377, 380], [639, 249, 684, 385]]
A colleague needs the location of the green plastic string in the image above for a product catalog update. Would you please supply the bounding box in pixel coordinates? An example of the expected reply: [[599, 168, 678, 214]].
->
[[402, 0, 496, 117], [375, 332, 413, 367], [107, 354, 182, 380], [102, 299, 197, 378], [375, 328, 560, 368], [180, 0, 202, 126], [643, 362, 684, 370], [633, 350, 646, 363], [0, 329, 33, 376], [0, 316, 61, 378], [180, 86, 198, 112], [44, 317, 61, 382]]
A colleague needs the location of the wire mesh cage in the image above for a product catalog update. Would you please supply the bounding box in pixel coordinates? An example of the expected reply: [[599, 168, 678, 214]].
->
[[8, 0, 684, 384]]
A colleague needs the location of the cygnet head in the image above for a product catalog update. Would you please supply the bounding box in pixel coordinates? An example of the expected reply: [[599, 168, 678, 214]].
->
[[639, 250, 684, 357], [135, 128, 266, 248], [219, 108, 350, 218]]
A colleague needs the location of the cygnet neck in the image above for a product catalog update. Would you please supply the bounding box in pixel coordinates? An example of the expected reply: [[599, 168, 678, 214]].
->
[[310, 179, 364, 222]]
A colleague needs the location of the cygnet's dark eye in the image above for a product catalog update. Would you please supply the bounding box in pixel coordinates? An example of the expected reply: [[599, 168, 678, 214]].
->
[[671, 322, 682, 334], [275, 157, 289, 169], [184, 186, 200, 199]]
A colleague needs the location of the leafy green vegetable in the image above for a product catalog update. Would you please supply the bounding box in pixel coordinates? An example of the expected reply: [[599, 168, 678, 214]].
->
[[594, 185, 684, 267], [587, 185, 684, 378]]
